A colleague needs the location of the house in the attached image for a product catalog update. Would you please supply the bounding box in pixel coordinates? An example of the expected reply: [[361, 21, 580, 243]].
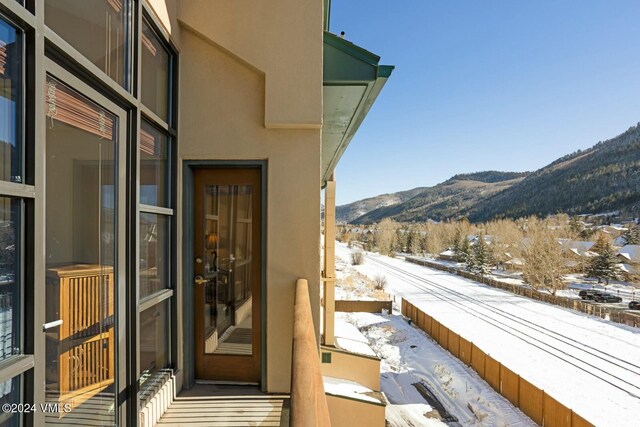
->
[[439, 249, 457, 261], [0, 0, 392, 425], [617, 245, 640, 281]]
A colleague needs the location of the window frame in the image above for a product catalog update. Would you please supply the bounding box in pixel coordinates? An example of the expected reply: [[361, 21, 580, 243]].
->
[[0, 10, 34, 427], [135, 4, 178, 414]]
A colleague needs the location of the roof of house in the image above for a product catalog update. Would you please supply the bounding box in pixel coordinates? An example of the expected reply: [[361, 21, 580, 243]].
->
[[559, 240, 595, 256], [618, 245, 640, 263]]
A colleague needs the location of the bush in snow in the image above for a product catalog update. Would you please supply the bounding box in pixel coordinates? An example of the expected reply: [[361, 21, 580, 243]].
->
[[351, 251, 364, 265], [373, 274, 388, 291]]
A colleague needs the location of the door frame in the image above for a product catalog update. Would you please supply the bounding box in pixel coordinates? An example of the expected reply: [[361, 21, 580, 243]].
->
[[182, 161, 267, 390]]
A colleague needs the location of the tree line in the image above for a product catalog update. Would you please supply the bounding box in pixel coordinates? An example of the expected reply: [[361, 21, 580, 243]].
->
[[338, 215, 640, 295]]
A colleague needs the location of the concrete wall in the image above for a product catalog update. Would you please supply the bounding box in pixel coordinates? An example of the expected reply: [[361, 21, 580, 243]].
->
[[147, 0, 323, 394]]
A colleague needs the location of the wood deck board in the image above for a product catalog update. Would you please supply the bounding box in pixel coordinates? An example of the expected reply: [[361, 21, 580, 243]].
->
[[156, 387, 287, 427]]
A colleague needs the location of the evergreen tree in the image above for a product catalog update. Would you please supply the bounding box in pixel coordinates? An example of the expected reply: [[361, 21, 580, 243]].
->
[[395, 228, 407, 252], [455, 235, 471, 264], [569, 216, 582, 234], [469, 234, 492, 276], [406, 230, 415, 254], [622, 224, 640, 245], [586, 236, 621, 285]]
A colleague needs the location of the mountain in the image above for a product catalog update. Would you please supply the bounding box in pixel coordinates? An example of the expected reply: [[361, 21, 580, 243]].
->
[[336, 187, 428, 223], [350, 172, 527, 223], [466, 124, 640, 222], [339, 123, 640, 224]]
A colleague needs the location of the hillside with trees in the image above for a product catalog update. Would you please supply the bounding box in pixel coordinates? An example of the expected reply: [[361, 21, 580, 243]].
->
[[352, 174, 526, 224], [339, 123, 640, 224]]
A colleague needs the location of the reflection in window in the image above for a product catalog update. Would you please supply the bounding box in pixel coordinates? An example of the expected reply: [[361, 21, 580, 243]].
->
[[141, 18, 169, 121], [0, 198, 20, 362], [0, 18, 22, 183], [140, 120, 169, 207], [140, 213, 170, 299], [139, 300, 170, 407], [0, 375, 20, 427], [139, 300, 170, 379], [44, 76, 117, 422], [45, 0, 130, 88]]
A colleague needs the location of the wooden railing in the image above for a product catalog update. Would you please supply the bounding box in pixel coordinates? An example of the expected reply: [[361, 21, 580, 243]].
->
[[291, 279, 331, 427]]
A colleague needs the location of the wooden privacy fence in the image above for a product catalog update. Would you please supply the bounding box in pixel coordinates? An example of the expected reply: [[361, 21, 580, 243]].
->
[[401, 299, 594, 427], [405, 257, 640, 328], [335, 300, 393, 313]]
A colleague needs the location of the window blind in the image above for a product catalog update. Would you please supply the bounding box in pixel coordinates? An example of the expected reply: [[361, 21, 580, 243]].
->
[[45, 79, 114, 141]]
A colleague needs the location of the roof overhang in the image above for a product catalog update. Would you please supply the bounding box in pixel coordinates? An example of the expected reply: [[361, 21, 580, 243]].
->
[[322, 31, 394, 186]]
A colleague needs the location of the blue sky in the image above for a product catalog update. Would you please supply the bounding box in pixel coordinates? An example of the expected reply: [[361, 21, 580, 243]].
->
[[330, 1, 640, 205]]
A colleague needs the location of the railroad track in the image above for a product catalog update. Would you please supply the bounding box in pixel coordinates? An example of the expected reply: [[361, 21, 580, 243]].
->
[[364, 253, 640, 399]]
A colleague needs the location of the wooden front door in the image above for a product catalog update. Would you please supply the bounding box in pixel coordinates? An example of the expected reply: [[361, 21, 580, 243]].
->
[[193, 168, 262, 382]]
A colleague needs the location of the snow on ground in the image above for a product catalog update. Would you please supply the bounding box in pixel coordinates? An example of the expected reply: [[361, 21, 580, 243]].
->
[[338, 312, 536, 427], [334, 318, 377, 358], [335, 249, 535, 427], [412, 254, 640, 303], [337, 243, 640, 427], [323, 376, 382, 404]]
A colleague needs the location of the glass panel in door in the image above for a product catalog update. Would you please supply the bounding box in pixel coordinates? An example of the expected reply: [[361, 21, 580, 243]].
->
[[44, 77, 117, 425], [194, 168, 261, 382], [202, 184, 252, 355]]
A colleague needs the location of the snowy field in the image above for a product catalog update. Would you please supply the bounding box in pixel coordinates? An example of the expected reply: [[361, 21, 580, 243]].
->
[[338, 312, 536, 427], [410, 254, 640, 304], [335, 249, 535, 426], [337, 242, 640, 427]]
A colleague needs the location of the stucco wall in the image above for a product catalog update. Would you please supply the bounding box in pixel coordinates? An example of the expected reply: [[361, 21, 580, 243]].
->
[[178, 29, 321, 393], [147, 0, 323, 394], [177, 0, 323, 129]]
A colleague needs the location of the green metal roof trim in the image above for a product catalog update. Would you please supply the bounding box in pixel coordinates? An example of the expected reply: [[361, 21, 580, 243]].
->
[[322, 31, 394, 186], [323, 0, 331, 31]]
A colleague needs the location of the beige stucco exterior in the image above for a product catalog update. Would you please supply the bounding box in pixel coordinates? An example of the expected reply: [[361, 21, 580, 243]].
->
[[321, 347, 381, 391], [146, 1, 323, 394], [326, 394, 386, 427]]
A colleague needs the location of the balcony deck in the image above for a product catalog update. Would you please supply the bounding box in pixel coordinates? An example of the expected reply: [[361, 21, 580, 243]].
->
[[156, 384, 289, 427]]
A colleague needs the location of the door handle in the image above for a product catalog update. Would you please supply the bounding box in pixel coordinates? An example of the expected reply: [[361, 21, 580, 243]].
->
[[194, 275, 208, 285], [43, 319, 63, 331]]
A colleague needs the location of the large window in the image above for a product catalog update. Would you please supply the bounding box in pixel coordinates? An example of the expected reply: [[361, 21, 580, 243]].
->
[[2, 1, 179, 423], [138, 15, 175, 405], [45, 0, 132, 88], [44, 76, 118, 424], [141, 18, 169, 121], [0, 14, 26, 427], [0, 18, 22, 183]]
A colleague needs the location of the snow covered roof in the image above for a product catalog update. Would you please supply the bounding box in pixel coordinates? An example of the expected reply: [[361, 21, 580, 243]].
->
[[560, 240, 595, 255], [618, 245, 640, 263], [334, 318, 378, 358], [323, 376, 384, 404], [619, 263, 639, 275], [439, 249, 455, 257], [613, 236, 627, 247]]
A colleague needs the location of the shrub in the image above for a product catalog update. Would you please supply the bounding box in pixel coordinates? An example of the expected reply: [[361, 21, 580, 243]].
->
[[351, 251, 364, 265], [373, 274, 388, 291]]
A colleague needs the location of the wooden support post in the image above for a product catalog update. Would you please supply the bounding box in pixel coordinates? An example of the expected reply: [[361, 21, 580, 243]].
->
[[323, 175, 336, 346]]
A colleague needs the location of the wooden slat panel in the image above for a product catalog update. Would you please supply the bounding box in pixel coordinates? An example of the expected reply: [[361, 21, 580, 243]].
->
[[500, 365, 520, 407], [471, 345, 486, 377], [484, 356, 500, 392], [543, 393, 572, 427], [447, 331, 460, 358], [519, 378, 543, 425], [459, 337, 472, 365]]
